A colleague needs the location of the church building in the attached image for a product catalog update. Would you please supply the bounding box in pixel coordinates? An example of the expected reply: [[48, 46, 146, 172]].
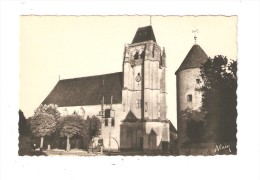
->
[[42, 25, 176, 152]]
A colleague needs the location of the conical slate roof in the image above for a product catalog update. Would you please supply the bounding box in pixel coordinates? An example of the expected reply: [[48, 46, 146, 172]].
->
[[176, 44, 208, 74], [132, 25, 156, 44]]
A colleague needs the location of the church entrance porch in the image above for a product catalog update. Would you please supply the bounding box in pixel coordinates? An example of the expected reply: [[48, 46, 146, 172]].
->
[[120, 120, 173, 153], [120, 122, 144, 151]]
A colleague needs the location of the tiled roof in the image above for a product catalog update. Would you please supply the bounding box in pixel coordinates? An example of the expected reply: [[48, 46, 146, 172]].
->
[[132, 25, 156, 44], [42, 72, 123, 107], [176, 44, 208, 73]]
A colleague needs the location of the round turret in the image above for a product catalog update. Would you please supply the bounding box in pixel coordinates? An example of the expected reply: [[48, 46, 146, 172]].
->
[[176, 44, 208, 113]]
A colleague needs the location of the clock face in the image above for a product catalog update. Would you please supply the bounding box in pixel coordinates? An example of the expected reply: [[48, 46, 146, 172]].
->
[[135, 74, 141, 82]]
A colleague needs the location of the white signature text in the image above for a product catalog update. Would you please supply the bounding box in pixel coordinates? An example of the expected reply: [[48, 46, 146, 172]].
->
[[215, 143, 231, 153]]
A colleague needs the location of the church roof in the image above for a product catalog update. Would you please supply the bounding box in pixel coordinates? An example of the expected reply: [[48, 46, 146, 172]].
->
[[175, 44, 208, 74], [132, 25, 156, 44], [42, 72, 123, 107]]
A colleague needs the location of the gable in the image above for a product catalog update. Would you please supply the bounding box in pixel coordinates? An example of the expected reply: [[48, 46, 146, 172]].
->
[[123, 110, 140, 122]]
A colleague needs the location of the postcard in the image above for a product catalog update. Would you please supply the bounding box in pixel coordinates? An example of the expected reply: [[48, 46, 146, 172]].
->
[[19, 15, 237, 156]]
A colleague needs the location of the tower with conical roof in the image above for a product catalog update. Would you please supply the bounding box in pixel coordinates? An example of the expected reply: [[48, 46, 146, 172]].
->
[[176, 44, 208, 112], [175, 43, 208, 145]]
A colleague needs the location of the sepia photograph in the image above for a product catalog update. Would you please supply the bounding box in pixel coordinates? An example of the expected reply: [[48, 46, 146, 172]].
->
[[19, 16, 237, 156], [1, 1, 260, 180]]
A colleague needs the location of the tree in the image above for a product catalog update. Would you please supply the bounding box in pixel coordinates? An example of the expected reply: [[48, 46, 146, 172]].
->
[[87, 115, 101, 138], [186, 114, 205, 143], [34, 104, 61, 149], [19, 110, 33, 155], [34, 104, 60, 121], [178, 109, 205, 146], [29, 113, 56, 149], [19, 110, 31, 136], [58, 114, 85, 151], [85, 115, 101, 151], [200, 55, 237, 143]]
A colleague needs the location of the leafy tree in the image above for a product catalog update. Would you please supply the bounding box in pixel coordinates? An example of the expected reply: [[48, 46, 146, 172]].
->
[[87, 115, 101, 138], [34, 104, 61, 149], [178, 109, 205, 146], [200, 55, 237, 143], [34, 104, 60, 121], [85, 115, 101, 151], [29, 113, 56, 149], [186, 120, 205, 143], [57, 114, 85, 151]]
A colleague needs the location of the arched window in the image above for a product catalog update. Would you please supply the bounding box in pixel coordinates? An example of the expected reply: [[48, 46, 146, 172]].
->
[[134, 51, 139, 59]]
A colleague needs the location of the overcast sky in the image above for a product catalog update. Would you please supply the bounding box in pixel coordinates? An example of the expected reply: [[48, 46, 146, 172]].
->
[[20, 16, 237, 127]]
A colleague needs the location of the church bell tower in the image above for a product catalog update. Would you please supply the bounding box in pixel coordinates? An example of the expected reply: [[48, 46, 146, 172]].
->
[[122, 26, 167, 121], [120, 26, 170, 152]]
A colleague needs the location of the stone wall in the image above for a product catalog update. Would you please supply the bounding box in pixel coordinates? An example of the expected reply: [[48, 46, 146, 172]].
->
[[143, 121, 170, 152], [58, 103, 126, 151], [176, 68, 203, 112]]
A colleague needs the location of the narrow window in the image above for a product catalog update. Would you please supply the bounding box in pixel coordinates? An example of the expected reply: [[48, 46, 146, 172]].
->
[[105, 109, 110, 118], [140, 50, 145, 59], [137, 82, 140, 90], [111, 118, 115, 127], [187, 94, 192, 102], [123, 104, 125, 112], [134, 52, 139, 59], [105, 119, 108, 126], [152, 44, 155, 58], [145, 102, 148, 112], [196, 79, 201, 84], [136, 99, 141, 108]]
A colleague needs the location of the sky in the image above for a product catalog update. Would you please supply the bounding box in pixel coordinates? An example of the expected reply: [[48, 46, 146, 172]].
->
[[20, 16, 237, 127]]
